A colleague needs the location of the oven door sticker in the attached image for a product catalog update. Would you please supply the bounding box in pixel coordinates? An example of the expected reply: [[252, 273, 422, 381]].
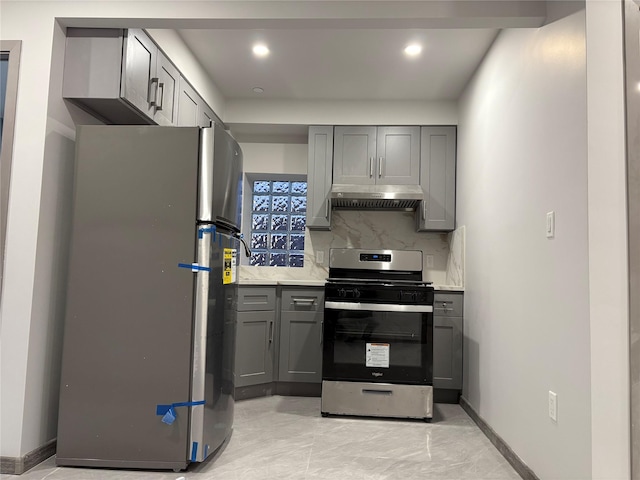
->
[[366, 343, 390, 368]]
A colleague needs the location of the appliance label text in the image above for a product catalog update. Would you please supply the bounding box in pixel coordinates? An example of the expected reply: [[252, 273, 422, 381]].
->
[[223, 249, 237, 284], [366, 343, 390, 368]]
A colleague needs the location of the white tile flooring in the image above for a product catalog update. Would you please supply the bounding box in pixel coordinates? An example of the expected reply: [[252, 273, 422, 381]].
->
[[9, 396, 521, 480]]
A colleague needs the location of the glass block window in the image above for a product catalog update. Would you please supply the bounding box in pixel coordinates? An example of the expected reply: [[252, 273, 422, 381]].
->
[[249, 180, 307, 267]]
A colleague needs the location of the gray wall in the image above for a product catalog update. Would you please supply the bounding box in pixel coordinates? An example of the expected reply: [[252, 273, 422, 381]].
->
[[457, 9, 591, 479]]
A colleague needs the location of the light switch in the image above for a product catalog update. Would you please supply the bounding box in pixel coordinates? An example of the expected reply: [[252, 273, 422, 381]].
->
[[316, 250, 325, 265], [546, 211, 555, 238]]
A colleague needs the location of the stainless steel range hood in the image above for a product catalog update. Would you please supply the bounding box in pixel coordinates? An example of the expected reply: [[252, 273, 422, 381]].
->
[[330, 184, 424, 211]]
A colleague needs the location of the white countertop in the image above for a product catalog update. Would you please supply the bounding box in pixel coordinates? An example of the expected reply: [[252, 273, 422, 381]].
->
[[432, 285, 465, 292], [238, 279, 325, 287], [239, 279, 463, 291], [277, 280, 326, 287]]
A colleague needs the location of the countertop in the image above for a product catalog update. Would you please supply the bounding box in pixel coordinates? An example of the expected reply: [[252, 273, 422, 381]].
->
[[238, 279, 325, 287], [239, 280, 463, 291]]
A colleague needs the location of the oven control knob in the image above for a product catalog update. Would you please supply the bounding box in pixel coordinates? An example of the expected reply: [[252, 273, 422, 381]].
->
[[354, 288, 361, 298], [338, 288, 346, 298]]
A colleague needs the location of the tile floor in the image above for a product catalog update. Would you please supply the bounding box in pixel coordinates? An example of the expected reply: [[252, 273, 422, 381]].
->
[[9, 397, 521, 480]]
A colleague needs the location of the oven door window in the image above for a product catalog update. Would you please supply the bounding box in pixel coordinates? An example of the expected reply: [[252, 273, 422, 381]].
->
[[322, 308, 433, 385]]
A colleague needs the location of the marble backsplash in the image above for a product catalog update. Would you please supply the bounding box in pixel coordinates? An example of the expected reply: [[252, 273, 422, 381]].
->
[[239, 210, 465, 287]]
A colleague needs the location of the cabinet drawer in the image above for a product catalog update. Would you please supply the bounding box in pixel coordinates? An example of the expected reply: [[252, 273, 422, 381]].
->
[[281, 289, 324, 312], [433, 293, 463, 317], [237, 287, 276, 311]]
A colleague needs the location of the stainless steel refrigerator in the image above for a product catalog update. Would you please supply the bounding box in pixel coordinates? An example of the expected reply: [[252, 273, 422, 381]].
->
[[56, 125, 245, 471]]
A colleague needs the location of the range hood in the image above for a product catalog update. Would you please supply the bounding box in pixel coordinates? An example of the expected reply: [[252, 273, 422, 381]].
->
[[330, 184, 424, 211]]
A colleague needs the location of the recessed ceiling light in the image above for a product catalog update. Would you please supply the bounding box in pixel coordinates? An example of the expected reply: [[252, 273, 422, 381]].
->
[[252, 44, 270, 57], [404, 44, 422, 57], [252, 87, 264, 94]]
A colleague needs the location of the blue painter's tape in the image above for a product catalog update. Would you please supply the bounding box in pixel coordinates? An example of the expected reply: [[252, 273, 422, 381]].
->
[[198, 226, 216, 239], [177, 263, 211, 272], [171, 400, 205, 408], [191, 442, 198, 462], [161, 407, 176, 425], [157, 400, 206, 425]]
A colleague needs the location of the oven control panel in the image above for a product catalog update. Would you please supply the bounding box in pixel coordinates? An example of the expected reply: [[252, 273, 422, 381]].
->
[[326, 284, 433, 305], [359, 253, 391, 262]]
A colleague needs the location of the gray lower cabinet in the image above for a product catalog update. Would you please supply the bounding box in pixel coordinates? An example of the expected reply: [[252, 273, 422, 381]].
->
[[306, 126, 333, 230], [278, 288, 324, 383], [433, 292, 463, 391], [235, 287, 276, 388], [416, 126, 457, 232]]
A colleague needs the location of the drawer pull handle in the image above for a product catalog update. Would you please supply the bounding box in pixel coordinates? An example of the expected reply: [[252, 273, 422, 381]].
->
[[293, 298, 316, 305], [362, 389, 393, 395]]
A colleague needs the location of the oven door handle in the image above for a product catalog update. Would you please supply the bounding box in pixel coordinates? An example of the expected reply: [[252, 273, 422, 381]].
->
[[324, 301, 433, 313]]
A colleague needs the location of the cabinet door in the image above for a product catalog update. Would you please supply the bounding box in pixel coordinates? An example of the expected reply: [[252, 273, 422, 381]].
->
[[235, 310, 275, 387], [153, 52, 179, 126], [307, 126, 333, 230], [333, 126, 376, 185], [198, 102, 216, 128], [433, 316, 463, 390], [417, 126, 457, 231], [122, 29, 156, 119], [376, 127, 420, 185], [278, 311, 323, 383], [177, 76, 200, 127]]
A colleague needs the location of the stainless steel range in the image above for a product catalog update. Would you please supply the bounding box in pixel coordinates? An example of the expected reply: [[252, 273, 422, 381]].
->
[[321, 248, 435, 421]]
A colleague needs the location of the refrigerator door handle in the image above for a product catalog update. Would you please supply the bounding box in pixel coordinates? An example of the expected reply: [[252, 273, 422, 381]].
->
[[188, 229, 211, 463]]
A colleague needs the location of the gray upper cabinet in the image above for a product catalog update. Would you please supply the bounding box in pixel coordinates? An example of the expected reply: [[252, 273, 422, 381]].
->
[[152, 52, 180, 126], [416, 126, 457, 232], [433, 292, 463, 390], [306, 126, 333, 230], [235, 287, 276, 388], [376, 127, 421, 185], [278, 288, 324, 383], [63, 28, 205, 127], [177, 75, 217, 128], [333, 126, 376, 185], [121, 29, 156, 119], [121, 29, 179, 126], [333, 126, 420, 186], [198, 102, 216, 128], [177, 76, 200, 127]]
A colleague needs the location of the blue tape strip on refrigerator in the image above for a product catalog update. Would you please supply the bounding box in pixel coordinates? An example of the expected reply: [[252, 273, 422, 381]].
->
[[177, 263, 211, 272], [156, 400, 206, 416], [198, 226, 216, 239], [191, 442, 198, 462]]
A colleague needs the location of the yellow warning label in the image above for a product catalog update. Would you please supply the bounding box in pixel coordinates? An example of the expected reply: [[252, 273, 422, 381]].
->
[[223, 248, 233, 284]]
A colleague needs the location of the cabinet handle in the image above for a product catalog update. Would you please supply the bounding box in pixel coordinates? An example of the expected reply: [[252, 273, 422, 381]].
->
[[369, 157, 374, 178], [293, 298, 316, 305], [362, 389, 393, 395], [321, 319, 324, 344], [268, 320, 274, 344], [422, 201, 427, 220], [379, 157, 383, 178], [325, 198, 330, 219], [155, 82, 165, 111], [148, 77, 159, 106]]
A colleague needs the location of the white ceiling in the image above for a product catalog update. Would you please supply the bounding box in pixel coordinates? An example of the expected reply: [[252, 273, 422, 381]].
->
[[178, 27, 500, 102]]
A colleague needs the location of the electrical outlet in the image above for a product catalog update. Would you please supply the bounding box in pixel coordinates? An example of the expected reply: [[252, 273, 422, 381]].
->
[[316, 250, 324, 265], [426, 255, 434, 268], [546, 211, 555, 238], [548, 391, 558, 422]]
